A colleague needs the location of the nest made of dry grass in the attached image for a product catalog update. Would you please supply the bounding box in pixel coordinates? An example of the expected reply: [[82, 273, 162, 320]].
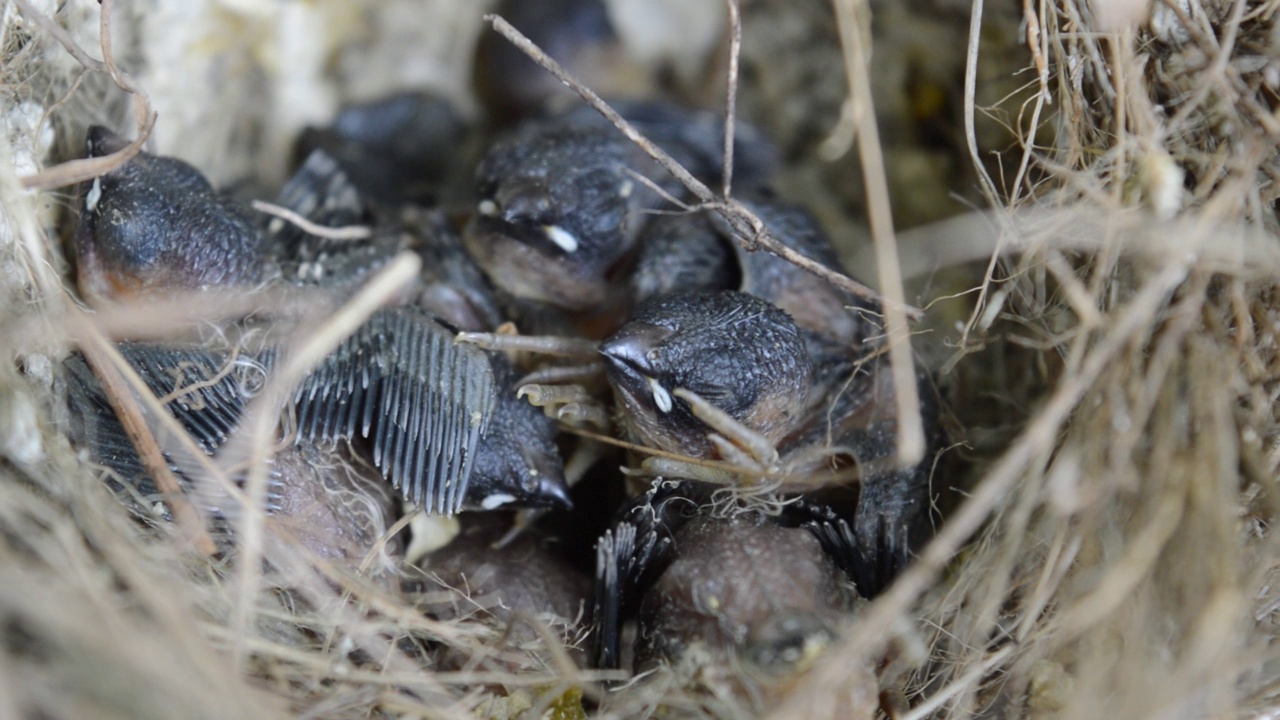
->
[[4, 0, 1280, 719]]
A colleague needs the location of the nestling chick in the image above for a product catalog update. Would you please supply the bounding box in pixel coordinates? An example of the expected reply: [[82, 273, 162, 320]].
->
[[598, 290, 812, 458], [469, 358, 573, 512], [466, 101, 776, 313], [601, 289, 945, 579], [631, 194, 881, 347], [409, 212, 572, 513], [60, 308, 570, 516], [74, 126, 268, 302], [70, 135, 572, 515], [593, 480, 872, 674], [294, 92, 468, 206], [63, 345, 402, 575], [466, 111, 672, 311], [408, 514, 591, 642], [293, 306, 570, 514]]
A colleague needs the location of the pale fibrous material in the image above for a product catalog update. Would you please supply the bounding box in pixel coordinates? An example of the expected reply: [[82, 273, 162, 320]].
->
[[3, 1, 1280, 719]]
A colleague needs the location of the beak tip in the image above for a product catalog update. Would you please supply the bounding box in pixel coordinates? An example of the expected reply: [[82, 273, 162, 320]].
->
[[540, 478, 574, 511], [599, 323, 669, 371]]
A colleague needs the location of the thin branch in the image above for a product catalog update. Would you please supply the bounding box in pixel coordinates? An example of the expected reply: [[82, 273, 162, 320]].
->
[[251, 200, 373, 241], [14, 0, 157, 191], [227, 251, 422, 670], [69, 309, 218, 557], [831, 0, 924, 465], [99, 0, 152, 133], [722, 0, 742, 199], [961, 0, 1003, 206], [483, 13, 920, 320], [20, 114, 156, 191], [12, 0, 104, 71], [1023, 0, 1050, 105], [455, 331, 600, 359], [956, 0, 1016, 358]]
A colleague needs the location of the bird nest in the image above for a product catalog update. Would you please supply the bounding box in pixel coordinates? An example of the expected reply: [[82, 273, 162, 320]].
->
[[1, 0, 1279, 719]]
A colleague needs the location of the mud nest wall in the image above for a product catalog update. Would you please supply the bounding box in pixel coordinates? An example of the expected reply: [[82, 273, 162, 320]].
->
[[2, 1, 1280, 719]]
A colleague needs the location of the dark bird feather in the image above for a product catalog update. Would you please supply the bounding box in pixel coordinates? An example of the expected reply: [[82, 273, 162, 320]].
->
[[592, 480, 869, 673], [292, 306, 497, 514]]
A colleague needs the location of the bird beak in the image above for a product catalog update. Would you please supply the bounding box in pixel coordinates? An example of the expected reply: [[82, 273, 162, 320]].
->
[[599, 322, 671, 374], [535, 476, 574, 511]]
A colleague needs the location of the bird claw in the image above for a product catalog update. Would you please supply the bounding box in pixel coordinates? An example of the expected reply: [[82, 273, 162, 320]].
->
[[517, 382, 593, 407], [456, 331, 599, 359], [517, 383, 611, 429], [555, 401, 610, 429]]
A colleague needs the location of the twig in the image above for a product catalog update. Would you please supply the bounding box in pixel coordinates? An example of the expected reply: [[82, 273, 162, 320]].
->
[[765, 248, 1196, 719], [1008, 0, 1052, 206], [722, 0, 742, 199], [12, 0, 103, 71], [14, 0, 158, 191], [251, 200, 373, 241], [962, 0, 1001, 207], [99, 0, 152, 133], [69, 309, 218, 557], [955, 0, 1019, 357], [831, 0, 924, 465], [483, 14, 920, 320], [227, 251, 422, 671], [454, 331, 599, 359], [1023, 0, 1050, 105], [19, 114, 155, 191]]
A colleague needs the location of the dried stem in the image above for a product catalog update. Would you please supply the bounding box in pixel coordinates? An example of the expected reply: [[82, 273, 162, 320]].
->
[[831, 0, 924, 465], [15, 0, 157, 191], [227, 251, 422, 669], [722, 0, 742, 200], [251, 200, 373, 241], [68, 309, 218, 557]]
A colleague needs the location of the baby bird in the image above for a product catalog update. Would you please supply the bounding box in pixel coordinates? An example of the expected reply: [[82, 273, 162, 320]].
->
[[465, 101, 776, 313], [630, 194, 881, 348], [599, 289, 944, 580], [407, 209, 572, 514], [68, 133, 572, 514], [593, 480, 874, 674], [598, 291, 812, 459], [63, 344, 402, 577], [61, 318, 567, 516], [466, 110, 672, 311], [75, 126, 269, 302], [293, 92, 468, 206], [407, 514, 591, 644]]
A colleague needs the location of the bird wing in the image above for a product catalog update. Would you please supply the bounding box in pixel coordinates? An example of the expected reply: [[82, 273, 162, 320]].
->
[[293, 306, 496, 514]]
